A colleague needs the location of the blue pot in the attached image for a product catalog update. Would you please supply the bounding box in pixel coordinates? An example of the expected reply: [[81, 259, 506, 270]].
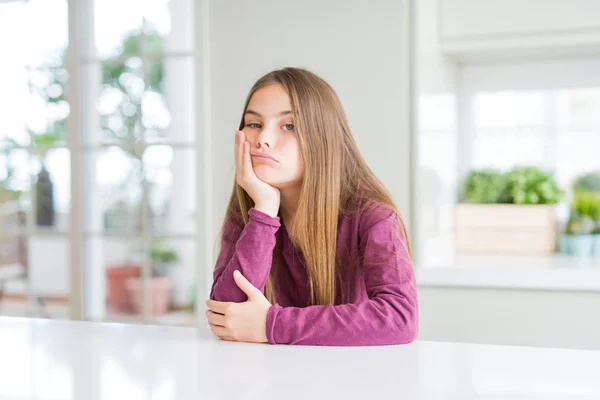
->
[[557, 235, 571, 255], [592, 235, 600, 257], [569, 235, 594, 257]]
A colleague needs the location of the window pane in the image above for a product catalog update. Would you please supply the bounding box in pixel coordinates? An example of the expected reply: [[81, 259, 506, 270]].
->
[[0, 63, 29, 142], [472, 129, 545, 170], [96, 237, 196, 325], [556, 129, 600, 189], [84, 57, 195, 147], [470, 88, 600, 179], [93, 0, 193, 59], [84, 59, 146, 147], [144, 147, 196, 235], [0, 149, 32, 199], [0, 0, 68, 147], [0, 0, 67, 67], [84, 147, 145, 234], [99, 236, 145, 320], [149, 238, 196, 326], [559, 88, 600, 126], [473, 91, 545, 128], [94, 0, 149, 59], [0, 147, 68, 233], [84, 146, 194, 235], [144, 57, 195, 145], [0, 63, 69, 151], [0, 235, 70, 321]]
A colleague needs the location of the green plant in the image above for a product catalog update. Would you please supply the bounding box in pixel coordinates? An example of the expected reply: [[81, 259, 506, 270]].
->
[[585, 192, 600, 234], [0, 187, 19, 204], [566, 191, 600, 235], [149, 243, 179, 276], [566, 212, 595, 235], [500, 166, 562, 205], [573, 191, 597, 216], [460, 169, 505, 204], [573, 171, 600, 193], [0, 163, 24, 203]]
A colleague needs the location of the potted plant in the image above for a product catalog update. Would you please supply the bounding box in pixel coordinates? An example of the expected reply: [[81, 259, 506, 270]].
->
[[455, 166, 563, 254], [106, 260, 143, 313], [125, 242, 179, 316], [590, 193, 600, 257], [573, 171, 600, 193], [499, 166, 563, 205], [559, 191, 600, 256], [566, 213, 595, 256], [572, 171, 600, 257], [460, 168, 505, 204]]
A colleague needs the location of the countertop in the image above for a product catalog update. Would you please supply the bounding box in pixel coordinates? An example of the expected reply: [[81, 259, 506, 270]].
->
[[1, 317, 599, 399]]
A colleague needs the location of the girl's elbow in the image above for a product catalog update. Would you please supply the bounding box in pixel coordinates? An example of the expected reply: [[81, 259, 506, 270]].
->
[[392, 305, 419, 344], [402, 317, 419, 344]]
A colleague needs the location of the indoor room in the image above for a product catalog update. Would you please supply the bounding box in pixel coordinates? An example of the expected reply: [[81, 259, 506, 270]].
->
[[1, 0, 599, 398]]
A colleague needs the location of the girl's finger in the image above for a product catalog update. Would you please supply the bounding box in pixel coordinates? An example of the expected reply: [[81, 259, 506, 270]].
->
[[206, 310, 227, 327], [206, 299, 231, 314], [209, 322, 229, 337], [234, 131, 242, 175], [220, 336, 235, 342], [243, 140, 254, 178]]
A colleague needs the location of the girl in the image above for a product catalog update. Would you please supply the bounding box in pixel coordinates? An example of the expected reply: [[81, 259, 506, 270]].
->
[[206, 67, 418, 346]]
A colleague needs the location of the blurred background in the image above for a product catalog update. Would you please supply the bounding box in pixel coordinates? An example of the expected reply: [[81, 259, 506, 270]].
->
[[0, 0, 599, 350]]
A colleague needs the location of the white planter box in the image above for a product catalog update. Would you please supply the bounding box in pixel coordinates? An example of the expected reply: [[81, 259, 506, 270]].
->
[[454, 204, 557, 254]]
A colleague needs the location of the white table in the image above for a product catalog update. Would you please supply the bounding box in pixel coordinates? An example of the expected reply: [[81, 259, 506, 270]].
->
[[1, 317, 599, 399]]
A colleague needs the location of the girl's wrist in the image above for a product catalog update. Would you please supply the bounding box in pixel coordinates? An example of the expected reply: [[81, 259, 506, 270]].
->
[[254, 203, 279, 218]]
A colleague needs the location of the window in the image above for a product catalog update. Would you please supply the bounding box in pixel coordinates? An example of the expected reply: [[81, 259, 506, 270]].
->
[[416, 59, 600, 268], [470, 88, 600, 189], [0, 0, 71, 314], [0, 0, 198, 325]]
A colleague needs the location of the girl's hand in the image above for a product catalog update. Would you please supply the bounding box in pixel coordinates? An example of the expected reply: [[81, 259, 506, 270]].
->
[[206, 270, 271, 343], [235, 130, 280, 217]]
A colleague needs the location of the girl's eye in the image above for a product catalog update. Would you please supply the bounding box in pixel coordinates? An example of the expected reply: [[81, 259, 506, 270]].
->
[[245, 123, 261, 129], [282, 124, 295, 131]]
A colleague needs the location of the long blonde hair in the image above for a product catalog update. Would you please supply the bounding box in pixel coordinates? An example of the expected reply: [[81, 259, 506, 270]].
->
[[223, 67, 411, 305]]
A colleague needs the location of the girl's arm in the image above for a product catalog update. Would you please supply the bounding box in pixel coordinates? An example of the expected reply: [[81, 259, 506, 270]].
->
[[210, 208, 280, 303], [265, 208, 418, 346]]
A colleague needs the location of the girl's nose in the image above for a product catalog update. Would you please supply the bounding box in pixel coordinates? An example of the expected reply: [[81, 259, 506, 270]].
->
[[256, 128, 276, 148]]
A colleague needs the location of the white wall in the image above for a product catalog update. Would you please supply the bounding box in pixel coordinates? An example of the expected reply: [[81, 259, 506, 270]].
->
[[208, 0, 414, 243]]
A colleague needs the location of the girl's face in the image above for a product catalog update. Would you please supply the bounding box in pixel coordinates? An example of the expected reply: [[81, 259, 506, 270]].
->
[[242, 84, 304, 190]]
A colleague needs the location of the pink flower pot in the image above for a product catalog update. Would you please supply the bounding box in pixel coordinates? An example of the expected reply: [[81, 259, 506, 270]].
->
[[125, 276, 172, 316], [106, 264, 142, 313]]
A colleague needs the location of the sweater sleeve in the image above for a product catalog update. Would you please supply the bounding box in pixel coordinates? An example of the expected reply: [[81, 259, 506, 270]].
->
[[210, 208, 281, 302], [265, 208, 418, 346]]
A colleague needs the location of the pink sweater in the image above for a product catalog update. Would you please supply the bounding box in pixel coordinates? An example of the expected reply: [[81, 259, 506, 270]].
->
[[210, 202, 418, 346]]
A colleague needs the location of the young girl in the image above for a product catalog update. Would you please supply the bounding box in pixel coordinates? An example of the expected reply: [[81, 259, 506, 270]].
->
[[206, 67, 418, 346]]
